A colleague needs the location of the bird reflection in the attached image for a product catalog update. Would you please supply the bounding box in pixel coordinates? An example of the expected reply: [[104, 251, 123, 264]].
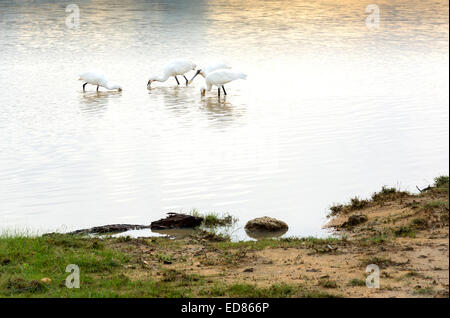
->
[[198, 95, 244, 126], [148, 85, 246, 127], [79, 91, 122, 116], [149, 86, 194, 115]]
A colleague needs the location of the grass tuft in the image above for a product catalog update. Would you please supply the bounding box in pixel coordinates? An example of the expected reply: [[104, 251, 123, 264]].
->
[[347, 278, 366, 287], [349, 197, 369, 210], [371, 186, 410, 203], [393, 226, 416, 238], [434, 176, 449, 189], [318, 279, 338, 289], [190, 210, 238, 227], [360, 256, 394, 269]]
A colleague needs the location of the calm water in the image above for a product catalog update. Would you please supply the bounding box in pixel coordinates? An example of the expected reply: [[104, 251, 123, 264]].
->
[[0, 0, 448, 239]]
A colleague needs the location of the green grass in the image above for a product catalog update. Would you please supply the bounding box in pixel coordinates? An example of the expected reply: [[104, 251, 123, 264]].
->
[[203, 213, 237, 227], [347, 279, 366, 287], [426, 175, 449, 195], [0, 233, 137, 297], [199, 282, 341, 298], [404, 271, 427, 279], [328, 204, 344, 217], [214, 236, 344, 251], [156, 253, 174, 264], [371, 186, 410, 203], [434, 176, 449, 189], [190, 209, 238, 227], [318, 279, 338, 289], [0, 234, 205, 297], [326, 180, 433, 216], [327, 194, 374, 216], [413, 286, 435, 295], [349, 197, 369, 210], [420, 200, 448, 212], [1, 233, 345, 298], [362, 234, 389, 245], [160, 269, 203, 284], [393, 226, 416, 238], [411, 218, 428, 229]]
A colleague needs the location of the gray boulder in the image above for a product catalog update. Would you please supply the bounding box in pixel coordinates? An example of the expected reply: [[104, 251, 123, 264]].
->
[[245, 216, 289, 232]]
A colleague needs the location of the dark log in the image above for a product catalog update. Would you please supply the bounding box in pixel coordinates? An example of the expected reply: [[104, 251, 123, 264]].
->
[[416, 185, 432, 193], [150, 213, 203, 230], [67, 224, 150, 235]]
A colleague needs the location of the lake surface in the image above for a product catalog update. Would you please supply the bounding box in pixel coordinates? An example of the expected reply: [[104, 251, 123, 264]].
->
[[0, 0, 448, 240]]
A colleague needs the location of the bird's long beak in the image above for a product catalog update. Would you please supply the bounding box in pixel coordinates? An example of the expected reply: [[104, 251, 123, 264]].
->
[[147, 80, 151, 88], [189, 70, 201, 84]]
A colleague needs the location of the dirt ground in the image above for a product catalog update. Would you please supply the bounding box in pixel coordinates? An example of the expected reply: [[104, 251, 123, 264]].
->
[[109, 185, 449, 298]]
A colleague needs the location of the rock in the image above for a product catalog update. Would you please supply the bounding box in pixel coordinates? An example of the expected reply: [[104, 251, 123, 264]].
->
[[306, 268, 320, 272], [150, 213, 203, 230], [244, 217, 289, 232], [243, 268, 254, 273], [40, 277, 52, 284], [341, 214, 368, 227]]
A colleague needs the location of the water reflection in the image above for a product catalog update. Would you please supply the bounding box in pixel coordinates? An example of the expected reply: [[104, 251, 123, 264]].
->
[[79, 91, 122, 116], [245, 228, 288, 240], [198, 96, 243, 126], [151, 228, 196, 239], [149, 86, 194, 115]]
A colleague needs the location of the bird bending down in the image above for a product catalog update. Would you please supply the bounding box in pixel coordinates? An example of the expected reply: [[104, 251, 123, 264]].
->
[[200, 69, 247, 97], [188, 62, 231, 84], [79, 72, 122, 92], [147, 59, 196, 89]]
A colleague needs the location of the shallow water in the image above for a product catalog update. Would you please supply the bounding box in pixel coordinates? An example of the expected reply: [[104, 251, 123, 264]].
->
[[0, 0, 448, 240]]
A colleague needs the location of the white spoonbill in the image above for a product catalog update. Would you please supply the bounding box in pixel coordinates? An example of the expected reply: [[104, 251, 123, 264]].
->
[[200, 69, 247, 97], [147, 59, 196, 88], [79, 72, 122, 92], [188, 62, 231, 84]]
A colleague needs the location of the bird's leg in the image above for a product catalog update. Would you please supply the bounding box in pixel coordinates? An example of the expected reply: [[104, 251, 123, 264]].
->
[[222, 86, 227, 95], [174, 76, 180, 85], [218, 87, 221, 97], [183, 75, 189, 86], [96, 85, 99, 92], [83, 83, 87, 92]]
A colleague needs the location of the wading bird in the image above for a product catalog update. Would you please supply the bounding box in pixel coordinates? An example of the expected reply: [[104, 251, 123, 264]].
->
[[200, 69, 247, 97], [147, 59, 196, 89], [79, 72, 122, 92], [189, 62, 231, 84]]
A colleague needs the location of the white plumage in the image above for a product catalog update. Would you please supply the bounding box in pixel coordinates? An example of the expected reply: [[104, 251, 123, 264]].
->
[[147, 59, 197, 88], [200, 69, 247, 97], [189, 62, 231, 83], [79, 72, 122, 92]]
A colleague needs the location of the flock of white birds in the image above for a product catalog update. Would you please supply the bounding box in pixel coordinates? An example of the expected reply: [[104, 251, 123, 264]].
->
[[79, 59, 247, 97]]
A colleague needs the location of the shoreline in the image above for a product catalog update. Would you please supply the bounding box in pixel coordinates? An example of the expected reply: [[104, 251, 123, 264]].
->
[[0, 176, 448, 298]]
